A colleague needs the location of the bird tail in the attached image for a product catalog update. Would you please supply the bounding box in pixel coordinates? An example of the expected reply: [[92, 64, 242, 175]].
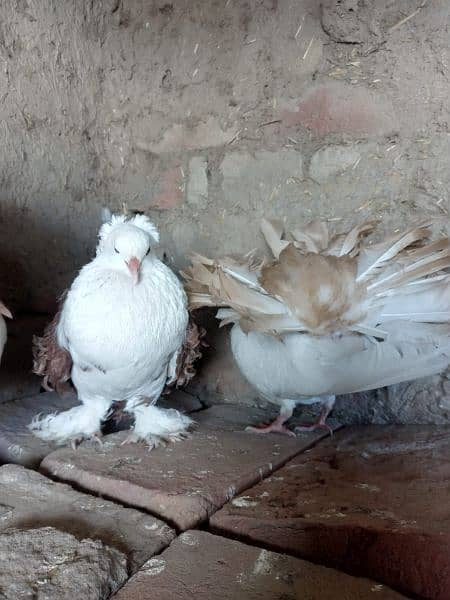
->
[[182, 218, 450, 338], [355, 223, 450, 327]]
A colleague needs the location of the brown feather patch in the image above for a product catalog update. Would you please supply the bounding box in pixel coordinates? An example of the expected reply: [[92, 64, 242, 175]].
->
[[164, 316, 207, 392], [260, 246, 367, 332], [182, 217, 449, 337], [32, 295, 72, 394]]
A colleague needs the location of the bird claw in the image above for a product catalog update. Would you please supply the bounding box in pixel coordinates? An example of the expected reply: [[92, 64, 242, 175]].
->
[[69, 432, 103, 450], [120, 429, 191, 451], [245, 423, 296, 437], [120, 432, 139, 446], [294, 422, 333, 437]]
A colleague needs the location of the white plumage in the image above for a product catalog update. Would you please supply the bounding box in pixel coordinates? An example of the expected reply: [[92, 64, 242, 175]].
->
[[29, 213, 193, 447], [183, 218, 450, 435]]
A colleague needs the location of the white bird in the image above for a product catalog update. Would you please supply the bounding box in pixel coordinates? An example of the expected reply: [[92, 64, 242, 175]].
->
[[183, 218, 450, 436], [30, 212, 203, 448], [0, 301, 12, 364]]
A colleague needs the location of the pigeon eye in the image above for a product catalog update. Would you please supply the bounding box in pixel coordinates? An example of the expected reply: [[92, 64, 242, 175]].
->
[[146, 247, 151, 256], [114, 247, 119, 254]]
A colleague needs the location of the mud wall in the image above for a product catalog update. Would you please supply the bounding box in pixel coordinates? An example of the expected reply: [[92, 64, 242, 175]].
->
[[1, 0, 449, 420]]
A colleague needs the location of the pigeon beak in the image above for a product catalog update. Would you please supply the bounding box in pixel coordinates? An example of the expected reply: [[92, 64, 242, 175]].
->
[[126, 257, 141, 285], [0, 302, 12, 319]]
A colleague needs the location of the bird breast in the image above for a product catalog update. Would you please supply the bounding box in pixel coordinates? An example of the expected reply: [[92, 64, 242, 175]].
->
[[60, 259, 188, 372]]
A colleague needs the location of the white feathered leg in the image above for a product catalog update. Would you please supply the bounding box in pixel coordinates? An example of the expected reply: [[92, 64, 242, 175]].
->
[[28, 396, 112, 446], [123, 399, 194, 449]]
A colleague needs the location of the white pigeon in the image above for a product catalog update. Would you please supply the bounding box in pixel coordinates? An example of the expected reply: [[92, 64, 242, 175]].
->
[[30, 212, 200, 448], [0, 301, 12, 364], [183, 218, 450, 436]]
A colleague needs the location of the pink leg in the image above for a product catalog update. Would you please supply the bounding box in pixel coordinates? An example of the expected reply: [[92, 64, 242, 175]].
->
[[245, 410, 296, 438], [295, 398, 334, 436]]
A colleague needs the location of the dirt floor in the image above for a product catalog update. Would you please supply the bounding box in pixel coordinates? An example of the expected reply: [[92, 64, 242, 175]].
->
[[0, 0, 449, 422]]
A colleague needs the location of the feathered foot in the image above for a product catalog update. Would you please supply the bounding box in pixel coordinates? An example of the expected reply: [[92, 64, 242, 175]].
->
[[70, 432, 103, 451], [121, 428, 191, 451], [245, 411, 296, 438], [124, 404, 194, 450], [28, 401, 111, 446]]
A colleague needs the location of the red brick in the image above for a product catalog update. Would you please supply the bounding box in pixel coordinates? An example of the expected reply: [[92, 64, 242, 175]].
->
[[211, 426, 450, 600], [150, 166, 184, 210], [41, 405, 338, 530], [112, 530, 407, 599], [281, 83, 396, 137]]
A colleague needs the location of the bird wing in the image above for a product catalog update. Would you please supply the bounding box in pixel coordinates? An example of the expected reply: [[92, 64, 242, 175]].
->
[[322, 322, 450, 393], [32, 291, 73, 393], [183, 218, 450, 339], [274, 321, 450, 397]]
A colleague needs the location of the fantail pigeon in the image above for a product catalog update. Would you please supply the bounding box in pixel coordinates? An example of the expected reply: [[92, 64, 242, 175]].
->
[[30, 212, 204, 448], [183, 218, 450, 436]]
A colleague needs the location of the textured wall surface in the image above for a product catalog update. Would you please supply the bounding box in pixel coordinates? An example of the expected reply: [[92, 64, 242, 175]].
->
[[0, 0, 448, 421]]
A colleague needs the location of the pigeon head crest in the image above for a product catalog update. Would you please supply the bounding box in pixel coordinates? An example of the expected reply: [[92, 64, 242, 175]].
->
[[97, 213, 160, 256]]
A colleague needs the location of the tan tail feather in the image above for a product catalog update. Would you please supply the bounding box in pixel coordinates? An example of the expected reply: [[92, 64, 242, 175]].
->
[[182, 217, 450, 337], [260, 218, 290, 258], [291, 219, 329, 252], [338, 220, 378, 257], [371, 255, 450, 295], [357, 225, 432, 282]]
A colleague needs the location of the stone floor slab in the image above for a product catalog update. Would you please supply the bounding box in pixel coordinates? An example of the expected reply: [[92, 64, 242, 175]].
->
[[112, 530, 407, 599], [0, 391, 78, 467], [0, 464, 175, 573], [0, 526, 127, 600], [210, 425, 450, 600], [41, 405, 337, 530]]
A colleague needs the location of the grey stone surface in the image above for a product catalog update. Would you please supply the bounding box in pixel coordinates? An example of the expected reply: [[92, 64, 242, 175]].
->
[[221, 150, 303, 212], [0, 526, 127, 600], [0, 391, 78, 467], [186, 324, 258, 407], [211, 425, 450, 600], [0, 464, 175, 573], [112, 530, 407, 600], [334, 374, 450, 425], [41, 405, 338, 530], [187, 156, 208, 208]]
